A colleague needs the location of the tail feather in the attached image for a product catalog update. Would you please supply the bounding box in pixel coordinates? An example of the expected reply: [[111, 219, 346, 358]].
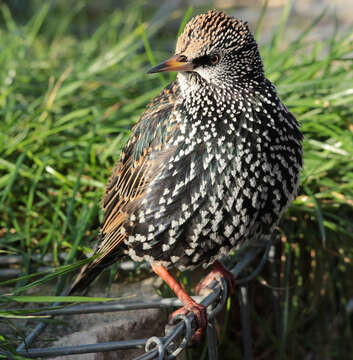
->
[[68, 249, 124, 295]]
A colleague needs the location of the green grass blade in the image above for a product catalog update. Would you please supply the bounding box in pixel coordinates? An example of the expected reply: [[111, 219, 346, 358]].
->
[[254, 0, 269, 42], [0, 151, 26, 209], [177, 6, 193, 37]]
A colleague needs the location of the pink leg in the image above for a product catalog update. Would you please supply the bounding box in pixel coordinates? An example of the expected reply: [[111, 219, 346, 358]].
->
[[151, 264, 207, 342]]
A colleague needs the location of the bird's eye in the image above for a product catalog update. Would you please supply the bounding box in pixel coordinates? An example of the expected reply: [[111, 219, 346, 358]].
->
[[209, 54, 220, 65], [192, 54, 220, 67]]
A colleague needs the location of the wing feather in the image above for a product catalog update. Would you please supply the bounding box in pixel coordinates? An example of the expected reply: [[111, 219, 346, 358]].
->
[[103, 89, 179, 248], [68, 83, 180, 293]]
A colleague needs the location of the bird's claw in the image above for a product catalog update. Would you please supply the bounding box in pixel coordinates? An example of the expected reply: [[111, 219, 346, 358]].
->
[[169, 302, 207, 343], [196, 261, 236, 295]]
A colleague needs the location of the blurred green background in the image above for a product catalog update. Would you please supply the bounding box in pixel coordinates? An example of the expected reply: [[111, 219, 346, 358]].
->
[[0, 0, 352, 359]]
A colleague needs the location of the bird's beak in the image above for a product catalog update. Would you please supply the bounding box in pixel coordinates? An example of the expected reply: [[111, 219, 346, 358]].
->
[[147, 54, 194, 74]]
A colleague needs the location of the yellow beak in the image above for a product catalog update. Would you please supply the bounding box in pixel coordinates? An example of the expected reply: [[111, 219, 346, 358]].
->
[[147, 54, 194, 74]]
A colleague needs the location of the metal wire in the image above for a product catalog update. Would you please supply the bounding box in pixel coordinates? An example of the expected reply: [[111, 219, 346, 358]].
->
[[206, 318, 218, 360], [12, 245, 269, 359], [165, 314, 192, 358], [239, 285, 253, 360], [145, 337, 165, 360]]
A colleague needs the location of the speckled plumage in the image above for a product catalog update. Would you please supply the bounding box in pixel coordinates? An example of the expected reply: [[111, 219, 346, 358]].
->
[[70, 10, 303, 293]]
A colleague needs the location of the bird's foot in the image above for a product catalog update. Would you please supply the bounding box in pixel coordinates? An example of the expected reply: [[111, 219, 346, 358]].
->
[[169, 299, 207, 342], [196, 260, 236, 295]]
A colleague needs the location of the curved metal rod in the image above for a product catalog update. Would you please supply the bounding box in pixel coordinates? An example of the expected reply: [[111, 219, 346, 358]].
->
[[235, 239, 272, 284], [16, 285, 70, 352], [209, 278, 229, 319], [166, 314, 192, 359], [145, 337, 165, 360]]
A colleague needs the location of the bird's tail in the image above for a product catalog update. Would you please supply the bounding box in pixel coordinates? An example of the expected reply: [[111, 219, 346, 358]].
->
[[68, 246, 124, 295]]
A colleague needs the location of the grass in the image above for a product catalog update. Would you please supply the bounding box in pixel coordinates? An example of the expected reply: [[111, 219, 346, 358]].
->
[[0, 1, 353, 359]]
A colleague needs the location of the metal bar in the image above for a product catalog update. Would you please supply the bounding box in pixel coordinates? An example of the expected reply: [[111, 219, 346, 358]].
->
[[16, 339, 147, 358], [19, 297, 205, 316], [145, 337, 165, 360], [207, 318, 218, 360], [16, 322, 48, 353], [231, 248, 260, 278], [11, 292, 220, 318], [0, 267, 52, 279], [236, 240, 271, 285], [239, 285, 253, 360], [0, 254, 66, 265], [0, 261, 150, 280], [16, 289, 71, 352], [269, 244, 282, 338]]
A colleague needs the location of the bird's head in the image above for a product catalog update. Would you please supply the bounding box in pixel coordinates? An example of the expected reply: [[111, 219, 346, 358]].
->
[[148, 10, 264, 91]]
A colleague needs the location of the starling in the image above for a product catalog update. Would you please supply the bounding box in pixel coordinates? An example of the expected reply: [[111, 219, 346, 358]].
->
[[70, 10, 303, 338]]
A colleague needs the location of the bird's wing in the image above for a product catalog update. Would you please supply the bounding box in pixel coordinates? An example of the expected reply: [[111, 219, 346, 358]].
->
[[98, 82, 182, 257], [68, 82, 181, 293]]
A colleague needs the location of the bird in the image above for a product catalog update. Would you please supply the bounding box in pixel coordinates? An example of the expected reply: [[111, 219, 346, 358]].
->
[[69, 10, 303, 339]]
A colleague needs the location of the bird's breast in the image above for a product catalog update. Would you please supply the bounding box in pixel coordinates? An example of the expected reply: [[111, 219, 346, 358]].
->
[[125, 90, 302, 270]]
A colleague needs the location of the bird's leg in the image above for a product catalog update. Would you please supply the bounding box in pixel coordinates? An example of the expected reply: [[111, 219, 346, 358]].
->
[[196, 260, 236, 295], [151, 263, 207, 341]]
